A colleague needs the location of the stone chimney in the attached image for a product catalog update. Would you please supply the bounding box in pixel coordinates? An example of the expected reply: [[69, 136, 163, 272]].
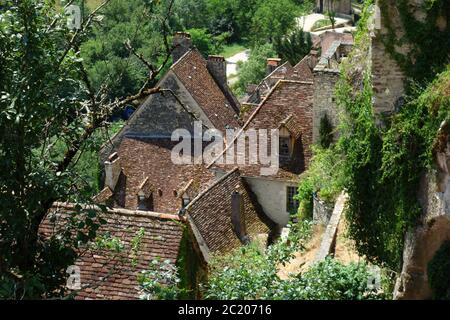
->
[[231, 190, 250, 244], [309, 50, 319, 69], [104, 152, 121, 191], [172, 32, 193, 63], [207, 55, 227, 88], [266, 58, 282, 75]]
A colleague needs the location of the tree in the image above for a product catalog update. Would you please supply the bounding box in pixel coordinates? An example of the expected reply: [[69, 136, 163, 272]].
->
[[233, 43, 276, 96], [187, 28, 230, 57], [326, 0, 337, 30], [251, 0, 298, 43], [274, 28, 312, 65], [0, 0, 174, 298], [81, 0, 173, 102]]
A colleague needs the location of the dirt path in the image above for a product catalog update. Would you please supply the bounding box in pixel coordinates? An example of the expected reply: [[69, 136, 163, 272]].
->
[[226, 50, 250, 85]]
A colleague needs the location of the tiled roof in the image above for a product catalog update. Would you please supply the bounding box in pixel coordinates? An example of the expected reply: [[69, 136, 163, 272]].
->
[[319, 31, 353, 56], [209, 79, 314, 181], [288, 55, 314, 82], [186, 168, 274, 261], [246, 61, 294, 104], [40, 203, 184, 300], [279, 114, 302, 140], [113, 136, 214, 213], [172, 49, 240, 131]]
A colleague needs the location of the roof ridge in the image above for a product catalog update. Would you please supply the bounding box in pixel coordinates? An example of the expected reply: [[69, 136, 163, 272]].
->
[[52, 202, 184, 221], [170, 48, 196, 69], [184, 167, 240, 211], [206, 79, 284, 169]]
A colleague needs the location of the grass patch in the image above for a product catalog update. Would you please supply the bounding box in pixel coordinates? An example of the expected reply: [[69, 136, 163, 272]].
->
[[220, 43, 247, 58], [311, 19, 331, 31]]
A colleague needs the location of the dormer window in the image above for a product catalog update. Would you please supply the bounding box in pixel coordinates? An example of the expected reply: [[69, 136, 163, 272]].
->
[[137, 177, 153, 211], [182, 193, 191, 208], [279, 126, 292, 163], [137, 192, 153, 211]]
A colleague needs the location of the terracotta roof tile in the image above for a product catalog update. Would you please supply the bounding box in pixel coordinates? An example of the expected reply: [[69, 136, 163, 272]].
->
[[115, 137, 214, 213], [186, 169, 274, 259], [40, 203, 184, 300], [209, 80, 314, 181], [172, 49, 240, 131]]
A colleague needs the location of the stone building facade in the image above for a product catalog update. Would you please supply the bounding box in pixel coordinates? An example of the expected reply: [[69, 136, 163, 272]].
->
[[316, 0, 352, 16]]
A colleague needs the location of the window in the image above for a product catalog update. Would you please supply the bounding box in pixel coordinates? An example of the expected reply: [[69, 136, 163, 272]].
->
[[279, 136, 291, 162], [286, 186, 299, 213], [182, 194, 191, 208], [138, 193, 153, 211]]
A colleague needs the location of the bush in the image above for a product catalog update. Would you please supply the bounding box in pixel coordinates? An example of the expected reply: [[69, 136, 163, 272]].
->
[[428, 241, 450, 300], [294, 178, 314, 220], [187, 28, 230, 57], [205, 220, 312, 300], [274, 28, 312, 66], [274, 258, 386, 300], [233, 43, 276, 96]]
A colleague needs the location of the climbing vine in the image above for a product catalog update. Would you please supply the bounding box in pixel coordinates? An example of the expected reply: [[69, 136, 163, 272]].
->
[[333, 0, 449, 270], [378, 0, 450, 85]]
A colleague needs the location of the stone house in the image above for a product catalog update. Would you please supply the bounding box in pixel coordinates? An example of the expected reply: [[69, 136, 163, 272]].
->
[[41, 203, 191, 299], [210, 68, 314, 227], [39, 28, 358, 299], [312, 31, 353, 143], [316, 0, 352, 16]]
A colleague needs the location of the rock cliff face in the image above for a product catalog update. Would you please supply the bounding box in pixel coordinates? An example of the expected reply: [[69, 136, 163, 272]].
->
[[369, 0, 449, 299], [394, 122, 450, 299]]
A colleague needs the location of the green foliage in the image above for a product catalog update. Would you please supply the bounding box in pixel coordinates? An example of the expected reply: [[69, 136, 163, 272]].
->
[[173, 0, 314, 44], [205, 220, 313, 300], [205, 219, 385, 300], [294, 178, 314, 220], [139, 258, 185, 300], [274, 258, 386, 300], [326, 9, 337, 29], [333, 1, 450, 270], [319, 113, 333, 149], [428, 241, 450, 300], [186, 28, 230, 57], [176, 227, 204, 299], [297, 145, 345, 206], [250, 0, 298, 43], [378, 0, 450, 85], [81, 0, 170, 101], [274, 28, 312, 66], [233, 43, 276, 96]]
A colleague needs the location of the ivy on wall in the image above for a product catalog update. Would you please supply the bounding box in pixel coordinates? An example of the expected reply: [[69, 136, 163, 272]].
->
[[334, 0, 449, 271], [378, 0, 450, 85]]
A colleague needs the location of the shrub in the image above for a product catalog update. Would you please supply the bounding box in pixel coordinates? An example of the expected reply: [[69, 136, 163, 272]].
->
[[233, 43, 277, 96], [295, 177, 314, 220]]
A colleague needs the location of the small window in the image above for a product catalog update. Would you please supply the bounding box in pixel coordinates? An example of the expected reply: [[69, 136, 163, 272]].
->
[[138, 194, 154, 211], [286, 186, 299, 213], [279, 136, 291, 162], [181, 194, 191, 208]]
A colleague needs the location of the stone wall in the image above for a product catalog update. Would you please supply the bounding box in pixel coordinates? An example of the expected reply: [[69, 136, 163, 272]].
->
[[394, 123, 450, 299], [371, 32, 406, 115], [316, 0, 352, 15], [313, 69, 340, 144], [370, 0, 427, 115], [313, 194, 334, 225]]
